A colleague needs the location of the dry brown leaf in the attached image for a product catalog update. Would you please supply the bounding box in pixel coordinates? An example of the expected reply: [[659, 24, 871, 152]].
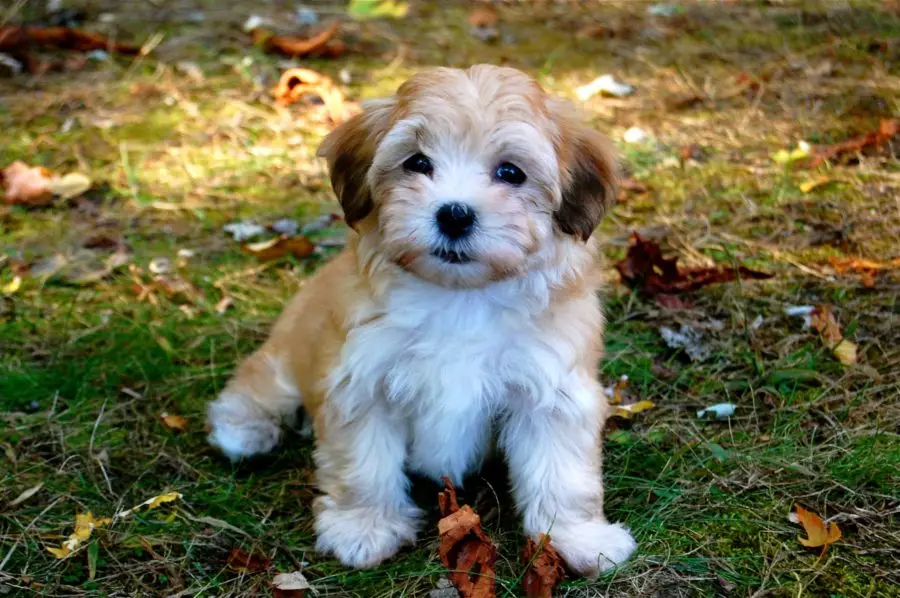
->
[[0, 25, 139, 54], [615, 232, 772, 297], [252, 21, 343, 58], [438, 478, 497, 598], [792, 504, 841, 553], [521, 535, 565, 598], [160, 412, 188, 432], [860, 270, 876, 289], [243, 236, 316, 262], [806, 118, 899, 168], [227, 547, 272, 573], [469, 5, 499, 28], [810, 305, 858, 366], [2, 161, 53, 205], [272, 68, 358, 124]]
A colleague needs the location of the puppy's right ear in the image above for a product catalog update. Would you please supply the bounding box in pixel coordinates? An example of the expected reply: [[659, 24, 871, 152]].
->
[[317, 99, 396, 228]]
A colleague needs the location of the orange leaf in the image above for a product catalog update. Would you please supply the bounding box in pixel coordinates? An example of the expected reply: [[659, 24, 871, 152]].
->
[[437, 478, 497, 598], [810, 305, 843, 346], [793, 504, 841, 552], [521, 535, 565, 598], [242, 236, 316, 262], [2, 161, 53, 206], [252, 21, 342, 58], [160, 412, 188, 432]]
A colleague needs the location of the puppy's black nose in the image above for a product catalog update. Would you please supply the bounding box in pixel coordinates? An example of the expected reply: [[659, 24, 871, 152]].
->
[[435, 202, 476, 240]]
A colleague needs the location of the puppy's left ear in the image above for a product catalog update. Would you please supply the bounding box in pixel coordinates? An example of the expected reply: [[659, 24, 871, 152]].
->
[[551, 102, 619, 242], [317, 98, 396, 228]]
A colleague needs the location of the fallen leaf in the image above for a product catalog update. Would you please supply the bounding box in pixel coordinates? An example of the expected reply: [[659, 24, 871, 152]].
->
[[860, 270, 876, 289], [160, 412, 188, 432], [791, 504, 841, 554], [615, 232, 773, 297], [802, 305, 858, 366], [438, 477, 498, 598], [697, 403, 736, 420], [655, 293, 693, 310], [521, 535, 565, 598], [772, 141, 812, 165], [799, 175, 833, 193], [227, 547, 272, 573], [114, 491, 183, 519], [660, 324, 711, 362], [46, 512, 112, 559], [348, 0, 409, 20], [831, 339, 858, 366], [272, 571, 310, 597], [806, 119, 899, 168], [469, 4, 499, 42], [2, 161, 53, 205], [243, 235, 315, 262], [272, 68, 358, 124], [2, 276, 21, 295], [0, 25, 139, 54], [8, 482, 43, 507], [252, 21, 343, 58], [614, 400, 656, 419], [576, 74, 634, 100], [49, 172, 91, 200]]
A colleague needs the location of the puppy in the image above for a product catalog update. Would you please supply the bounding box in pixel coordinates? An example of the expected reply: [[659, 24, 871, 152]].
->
[[207, 65, 636, 576]]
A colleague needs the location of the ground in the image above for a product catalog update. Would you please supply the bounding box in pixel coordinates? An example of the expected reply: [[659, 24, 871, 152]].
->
[[1, 1, 899, 596]]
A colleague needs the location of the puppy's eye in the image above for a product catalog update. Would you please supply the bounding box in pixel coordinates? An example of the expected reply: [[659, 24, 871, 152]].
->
[[402, 153, 433, 176], [494, 162, 526, 185]]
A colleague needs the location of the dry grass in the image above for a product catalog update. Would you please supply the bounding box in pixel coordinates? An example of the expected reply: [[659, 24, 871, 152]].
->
[[1, 1, 899, 596]]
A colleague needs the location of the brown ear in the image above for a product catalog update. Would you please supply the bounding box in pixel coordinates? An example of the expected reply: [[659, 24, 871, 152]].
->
[[553, 107, 619, 242], [316, 99, 395, 227]]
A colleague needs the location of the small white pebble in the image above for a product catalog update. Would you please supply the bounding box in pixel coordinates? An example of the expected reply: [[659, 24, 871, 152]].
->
[[623, 126, 649, 144]]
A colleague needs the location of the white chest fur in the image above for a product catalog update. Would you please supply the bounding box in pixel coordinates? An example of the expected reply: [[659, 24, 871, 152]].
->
[[327, 270, 598, 482]]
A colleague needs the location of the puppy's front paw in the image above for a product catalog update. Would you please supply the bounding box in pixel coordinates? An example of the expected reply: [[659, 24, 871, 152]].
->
[[207, 392, 281, 461], [550, 520, 636, 577], [314, 497, 421, 569]]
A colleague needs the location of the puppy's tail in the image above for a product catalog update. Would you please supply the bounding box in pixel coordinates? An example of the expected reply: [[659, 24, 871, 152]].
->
[[207, 350, 303, 461]]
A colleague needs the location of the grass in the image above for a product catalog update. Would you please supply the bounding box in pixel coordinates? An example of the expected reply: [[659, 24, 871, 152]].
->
[[2, 0, 899, 596]]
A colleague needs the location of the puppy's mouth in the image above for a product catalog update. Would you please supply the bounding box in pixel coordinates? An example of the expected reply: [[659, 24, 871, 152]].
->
[[431, 247, 473, 264]]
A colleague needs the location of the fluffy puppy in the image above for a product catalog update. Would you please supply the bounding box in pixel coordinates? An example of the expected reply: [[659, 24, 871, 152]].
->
[[207, 64, 636, 576]]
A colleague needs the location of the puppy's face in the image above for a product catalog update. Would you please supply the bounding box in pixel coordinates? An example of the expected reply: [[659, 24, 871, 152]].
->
[[318, 65, 617, 288]]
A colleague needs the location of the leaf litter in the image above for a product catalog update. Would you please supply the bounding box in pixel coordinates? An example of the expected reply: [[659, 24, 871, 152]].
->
[[47, 492, 182, 558], [615, 232, 772, 297], [438, 477, 498, 598]]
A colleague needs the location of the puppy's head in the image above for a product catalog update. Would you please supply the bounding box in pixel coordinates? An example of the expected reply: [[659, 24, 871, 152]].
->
[[318, 65, 617, 288]]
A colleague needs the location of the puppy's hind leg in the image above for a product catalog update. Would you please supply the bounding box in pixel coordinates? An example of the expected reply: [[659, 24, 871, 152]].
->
[[207, 350, 302, 461]]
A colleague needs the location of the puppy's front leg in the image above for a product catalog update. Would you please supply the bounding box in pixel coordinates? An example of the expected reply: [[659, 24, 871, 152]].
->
[[313, 400, 421, 569], [501, 376, 636, 577]]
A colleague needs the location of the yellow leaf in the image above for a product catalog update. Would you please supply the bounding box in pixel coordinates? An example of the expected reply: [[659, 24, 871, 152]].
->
[[793, 504, 841, 551], [115, 491, 183, 520], [799, 176, 832, 193], [832, 339, 858, 366], [614, 400, 656, 419], [144, 492, 182, 510], [772, 141, 811, 165], [49, 172, 92, 200], [2, 276, 21, 295], [46, 512, 111, 559]]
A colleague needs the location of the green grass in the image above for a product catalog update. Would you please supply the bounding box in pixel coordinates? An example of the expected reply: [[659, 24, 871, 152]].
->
[[2, 1, 900, 596]]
